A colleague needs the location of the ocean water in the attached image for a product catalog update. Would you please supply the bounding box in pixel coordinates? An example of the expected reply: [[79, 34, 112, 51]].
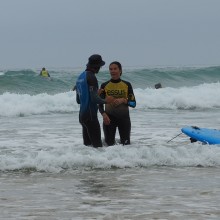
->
[[1, 66, 220, 219]]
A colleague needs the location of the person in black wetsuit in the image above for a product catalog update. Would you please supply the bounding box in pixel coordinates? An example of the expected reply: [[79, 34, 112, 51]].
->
[[99, 61, 136, 146], [75, 54, 114, 148]]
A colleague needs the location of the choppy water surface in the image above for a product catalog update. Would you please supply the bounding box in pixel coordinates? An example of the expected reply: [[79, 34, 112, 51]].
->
[[1, 66, 220, 219]]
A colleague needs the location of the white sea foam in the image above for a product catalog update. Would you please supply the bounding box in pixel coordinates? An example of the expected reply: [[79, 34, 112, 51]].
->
[[136, 82, 220, 110], [1, 141, 220, 172], [1, 82, 220, 117], [0, 91, 78, 116], [0, 109, 220, 172], [1, 67, 220, 218]]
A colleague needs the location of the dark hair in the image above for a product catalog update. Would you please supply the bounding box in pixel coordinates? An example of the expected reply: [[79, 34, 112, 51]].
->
[[109, 61, 122, 75]]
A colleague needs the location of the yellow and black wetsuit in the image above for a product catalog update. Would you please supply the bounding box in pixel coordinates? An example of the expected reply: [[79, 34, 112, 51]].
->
[[40, 70, 50, 77], [99, 78, 136, 146]]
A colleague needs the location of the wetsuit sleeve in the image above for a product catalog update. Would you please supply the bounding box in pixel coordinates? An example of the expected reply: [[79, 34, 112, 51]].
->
[[90, 89, 106, 104], [48, 72, 50, 77], [98, 83, 106, 115], [76, 91, 80, 104], [87, 72, 106, 105], [127, 82, 136, 108]]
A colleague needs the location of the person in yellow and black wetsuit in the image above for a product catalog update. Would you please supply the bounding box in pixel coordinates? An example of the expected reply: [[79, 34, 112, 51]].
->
[[39, 67, 50, 78], [99, 61, 136, 146]]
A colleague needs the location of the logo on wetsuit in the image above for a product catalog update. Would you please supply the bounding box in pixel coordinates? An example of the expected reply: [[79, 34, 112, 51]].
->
[[107, 90, 126, 97]]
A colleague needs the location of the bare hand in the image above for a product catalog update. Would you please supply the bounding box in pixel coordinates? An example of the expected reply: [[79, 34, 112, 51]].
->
[[102, 113, 110, 125], [113, 98, 127, 107], [105, 96, 115, 104], [98, 88, 104, 96]]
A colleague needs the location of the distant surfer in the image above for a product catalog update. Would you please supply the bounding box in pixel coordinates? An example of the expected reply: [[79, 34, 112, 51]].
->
[[39, 67, 50, 78], [155, 83, 162, 89]]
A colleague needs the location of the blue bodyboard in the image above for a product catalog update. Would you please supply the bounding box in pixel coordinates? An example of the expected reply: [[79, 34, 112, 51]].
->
[[181, 126, 220, 145]]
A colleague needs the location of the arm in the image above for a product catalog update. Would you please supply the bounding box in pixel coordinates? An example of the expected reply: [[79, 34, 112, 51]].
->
[[87, 72, 113, 105], [112, 81, 136, 108], [98, 84, 106, 115], [76, 91, 80, 104], [127, 82, 136, 108], [98, 83, 111, 125], [90, 88, 106, 104]]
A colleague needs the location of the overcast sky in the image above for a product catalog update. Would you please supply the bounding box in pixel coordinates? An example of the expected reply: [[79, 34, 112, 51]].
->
[[1, 0, 220, 69]]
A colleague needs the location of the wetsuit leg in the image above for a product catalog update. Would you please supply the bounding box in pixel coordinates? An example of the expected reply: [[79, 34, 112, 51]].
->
[[79, 117, 92, 146], [82, 118, 103, 148], [103, 115, 117, 146], [118, 117, 131, 145], [82, 123, 92, 146]]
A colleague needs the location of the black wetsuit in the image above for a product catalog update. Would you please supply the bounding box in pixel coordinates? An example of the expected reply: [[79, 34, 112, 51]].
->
[[99, 78, 136, 146], [76, 70, 106, 147]]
